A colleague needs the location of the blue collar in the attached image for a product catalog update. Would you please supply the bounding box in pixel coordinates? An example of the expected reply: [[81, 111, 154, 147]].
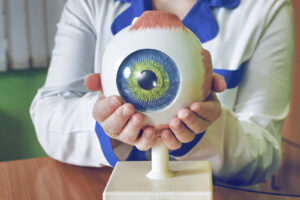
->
[[111, 0, 240, 43]]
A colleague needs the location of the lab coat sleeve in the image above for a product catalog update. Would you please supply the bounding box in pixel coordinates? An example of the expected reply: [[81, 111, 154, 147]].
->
[[171, 2, 295, 185], [30, 0, 132, 167]]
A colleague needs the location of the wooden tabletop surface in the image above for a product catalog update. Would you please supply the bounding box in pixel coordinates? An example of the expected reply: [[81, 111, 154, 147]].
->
[[0, 157, 298, 200]]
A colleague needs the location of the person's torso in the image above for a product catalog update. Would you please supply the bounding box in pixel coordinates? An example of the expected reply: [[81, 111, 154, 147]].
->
[[92, 0, 290, 110]]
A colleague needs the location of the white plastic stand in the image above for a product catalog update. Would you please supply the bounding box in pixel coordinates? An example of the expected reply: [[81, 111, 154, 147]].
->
[[103, 138, 213, 200], [146, 138, 174, 179]]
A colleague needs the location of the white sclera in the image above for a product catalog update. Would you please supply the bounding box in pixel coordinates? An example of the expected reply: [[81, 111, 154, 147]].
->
[[101, 27, 206, 126]]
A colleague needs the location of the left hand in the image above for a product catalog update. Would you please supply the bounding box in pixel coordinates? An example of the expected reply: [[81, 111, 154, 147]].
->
[[160, 72, 226, 150]]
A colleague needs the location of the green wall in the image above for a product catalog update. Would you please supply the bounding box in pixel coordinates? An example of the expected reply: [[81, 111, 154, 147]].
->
[[0, 69, 48, 162]]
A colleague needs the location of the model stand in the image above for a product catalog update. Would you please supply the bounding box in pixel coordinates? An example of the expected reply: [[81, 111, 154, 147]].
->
[[103, 138, 213, 200]]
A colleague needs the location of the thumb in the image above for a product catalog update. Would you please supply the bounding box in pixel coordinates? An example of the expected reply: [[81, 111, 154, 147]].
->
[[212, 73, 227, 92], [84, 73, 103, 92]]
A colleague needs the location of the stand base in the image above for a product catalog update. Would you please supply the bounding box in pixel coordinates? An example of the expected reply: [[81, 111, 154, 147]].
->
[[103, 161, 213, 200]]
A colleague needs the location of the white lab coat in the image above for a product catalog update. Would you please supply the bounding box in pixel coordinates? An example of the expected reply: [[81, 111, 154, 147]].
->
[[30, 0, 294, 185]]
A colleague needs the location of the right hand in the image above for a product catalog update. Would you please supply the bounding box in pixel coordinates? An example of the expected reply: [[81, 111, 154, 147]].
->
[[84, 73, 156, 151]]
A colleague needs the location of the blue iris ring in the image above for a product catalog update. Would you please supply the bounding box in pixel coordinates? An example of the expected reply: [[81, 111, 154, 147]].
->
[[117, 49, 180, 112]]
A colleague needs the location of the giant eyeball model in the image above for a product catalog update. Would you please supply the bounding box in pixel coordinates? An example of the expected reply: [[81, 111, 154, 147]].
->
[[101, 11, 212, 126]]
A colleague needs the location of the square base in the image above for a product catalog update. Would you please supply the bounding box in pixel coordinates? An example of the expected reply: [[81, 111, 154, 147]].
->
[[103, 161, 213, 200]]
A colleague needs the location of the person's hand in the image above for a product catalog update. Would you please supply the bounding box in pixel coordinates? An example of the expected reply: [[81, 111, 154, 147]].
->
[[160, 72, 227, 150], [84, 74, 156, 151]]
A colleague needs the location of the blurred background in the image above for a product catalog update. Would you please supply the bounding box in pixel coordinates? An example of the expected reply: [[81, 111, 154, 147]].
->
[[0, 0, 67, 161], [0, 0, 299, 196]]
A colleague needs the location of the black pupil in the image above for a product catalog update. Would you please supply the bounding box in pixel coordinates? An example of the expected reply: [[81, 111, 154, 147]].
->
[[137, 70, 158, 90]]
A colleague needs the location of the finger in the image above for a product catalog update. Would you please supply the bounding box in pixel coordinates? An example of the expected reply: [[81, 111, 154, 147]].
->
[[190, 93, 221, 122], [97, 91, 105, 101], [212, 73, 227, 92], [135, 127, 156, 151], [201, 49, 226, 93], [118, 113, 145, 145], [84, 73, 102, 91], [161, 129, 182, 150], [169, 116, 195, 143], [177, 109, 210, 133], [201, 49, 213, 70], [102, 103, 135, 135], [93, 95, 123, 122]]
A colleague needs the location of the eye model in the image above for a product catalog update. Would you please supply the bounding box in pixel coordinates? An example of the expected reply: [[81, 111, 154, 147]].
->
[[101, 11, 212, 126], [116, 48, 180, 112]]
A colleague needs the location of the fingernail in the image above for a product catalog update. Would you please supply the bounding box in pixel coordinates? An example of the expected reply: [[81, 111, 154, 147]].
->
[[161, 131, 170, 140], [215, 74, 225, 80], [144, 130, 153, 139], [191, 103, 200, 112], [110, 97, 121, 107], [161, 133, 167, 140], [132, 116, 142, 126], [171, 119, 180, 129], [123, 105, 134, 116], [178, 110, 189, 119]]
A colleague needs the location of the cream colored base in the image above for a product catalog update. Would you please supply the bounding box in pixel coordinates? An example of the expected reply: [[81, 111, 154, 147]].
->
[[103, 161, 213, 200]]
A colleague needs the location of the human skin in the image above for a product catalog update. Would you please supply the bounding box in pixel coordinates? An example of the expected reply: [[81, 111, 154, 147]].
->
[[85, 69, 226, 151], [84, 0, 227, 151]]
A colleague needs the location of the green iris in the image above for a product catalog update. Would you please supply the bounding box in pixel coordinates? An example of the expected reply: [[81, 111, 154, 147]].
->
[[127, 59, 170, 102]]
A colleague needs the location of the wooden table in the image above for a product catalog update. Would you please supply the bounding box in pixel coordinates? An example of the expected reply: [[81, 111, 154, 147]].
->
[[0, 157, 298, 200]]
